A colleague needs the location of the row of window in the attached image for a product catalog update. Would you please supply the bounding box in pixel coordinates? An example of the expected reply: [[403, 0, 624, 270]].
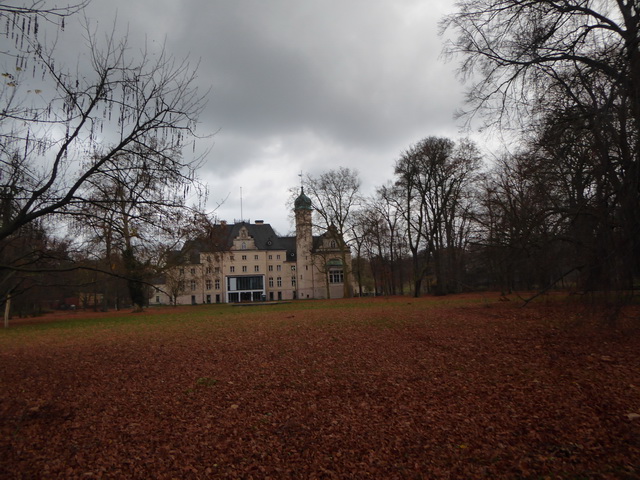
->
[[179, 268, 342, 292], [237, 254, 284, 260], [180, 279, 222, 291], [229, 264, 293, 273], [181, 267, 220, 275], [181, 264, 296, 275], [267, 277, 297, 288], [183, 277, 299, 291], [197, 253, 289, 262]]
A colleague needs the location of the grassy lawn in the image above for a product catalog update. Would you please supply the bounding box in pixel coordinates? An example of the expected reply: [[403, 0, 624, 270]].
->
[[1, 294, 639, 479]]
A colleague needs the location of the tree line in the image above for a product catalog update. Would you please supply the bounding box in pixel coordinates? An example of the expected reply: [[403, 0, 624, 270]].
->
[[306, 0, 639, 299], [442, 0, 639, 300]]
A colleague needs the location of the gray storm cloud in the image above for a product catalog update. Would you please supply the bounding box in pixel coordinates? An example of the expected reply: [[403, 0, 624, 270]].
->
[[58, 0, 466, 233]]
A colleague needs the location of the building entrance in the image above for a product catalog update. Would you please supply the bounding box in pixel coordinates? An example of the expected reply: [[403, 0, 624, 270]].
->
[[226, 275, 265, 303]]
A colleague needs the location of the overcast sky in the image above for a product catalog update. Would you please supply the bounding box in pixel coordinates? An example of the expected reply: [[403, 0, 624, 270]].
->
[[66, 0, 476, 235]]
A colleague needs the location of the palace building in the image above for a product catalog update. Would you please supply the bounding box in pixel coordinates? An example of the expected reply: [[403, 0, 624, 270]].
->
[[150, 189, 352, 305]]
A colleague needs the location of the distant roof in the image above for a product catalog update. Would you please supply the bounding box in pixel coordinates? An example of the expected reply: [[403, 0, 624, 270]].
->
[[181, 221, 297, 262]]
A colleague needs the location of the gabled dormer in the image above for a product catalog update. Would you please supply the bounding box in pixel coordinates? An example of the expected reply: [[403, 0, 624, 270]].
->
[[316, 223, 345, 252], [231, 225, 257, 250]]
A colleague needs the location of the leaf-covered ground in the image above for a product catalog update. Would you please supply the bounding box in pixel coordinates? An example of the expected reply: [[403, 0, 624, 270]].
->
[[1, 294, 639, 479]]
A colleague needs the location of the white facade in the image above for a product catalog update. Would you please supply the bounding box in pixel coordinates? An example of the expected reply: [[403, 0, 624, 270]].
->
[[151, 190, 351, 305]]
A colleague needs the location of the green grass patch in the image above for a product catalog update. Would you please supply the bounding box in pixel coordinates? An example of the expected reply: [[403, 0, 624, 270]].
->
[[0, 294, 499, 350], [195, 376, 218, 387]]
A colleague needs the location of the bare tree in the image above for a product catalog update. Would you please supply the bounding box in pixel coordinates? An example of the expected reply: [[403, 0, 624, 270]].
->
[[533, 107, 618, 292], [345, 208, 371, 296], [350, 186, 408, 296], [442, 0, 640, 293], [441, 0, 639, 132], [1, 32, 206, 241], [1, 3, 209, 317], [0, 1, 87, 19], [394, 146, 430, 297], [349, 205, 389, 296], [372, 184, 406, 295], [395, 137, 482, 296], [476, 152, 566, 293], [305, 167, 362, 298], [163, 265, 187, 306]]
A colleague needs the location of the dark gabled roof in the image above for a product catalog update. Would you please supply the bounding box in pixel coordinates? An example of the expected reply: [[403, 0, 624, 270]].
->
[[180, 222, 297, 262], [279, 236, 297, 262], [227, 222, 278, 250], [311, 224, 344, 252], [163, 248, 195, 267]]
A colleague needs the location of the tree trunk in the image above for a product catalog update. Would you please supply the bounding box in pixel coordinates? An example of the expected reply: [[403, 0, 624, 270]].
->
[[4, 293, 11, 329]]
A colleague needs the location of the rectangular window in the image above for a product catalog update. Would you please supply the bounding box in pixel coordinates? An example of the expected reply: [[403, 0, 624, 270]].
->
[[227, 276, 264, 291], [242, 255, 247, 260], [190, 268, 196, 275], [254, 265, 260, 272], [277, 265, 282, 272], [242, 265, 247, 272], [269, 277, 274, 287], [291, 277, 296, 287], [268, 265, 273, 271], [215, 279, 220, 290], [190, 280, 197, 291], [268, 255, 272, 260], [206, 279, 212, 290], [291, 265, 296, 271], [205, 266, 212, 274], [277, 255, 281, 260], [230, 266, 235, 273], [329, 269, 344, 284], [277, 277, 282, 287], [254, 255, 259, 260]]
